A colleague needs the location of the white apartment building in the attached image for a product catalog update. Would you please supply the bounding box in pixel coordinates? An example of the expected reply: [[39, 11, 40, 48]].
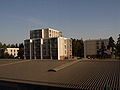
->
[[24, 28, 72, 60], [5, 48, 19, 57]]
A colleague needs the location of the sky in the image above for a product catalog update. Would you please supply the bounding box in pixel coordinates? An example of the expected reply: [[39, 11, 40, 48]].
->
[[0, 0, 120, 44]]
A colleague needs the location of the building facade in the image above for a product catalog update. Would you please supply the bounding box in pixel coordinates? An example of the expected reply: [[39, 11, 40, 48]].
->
[[30, 28, 62, 39], [5, 48, 19, 57], [84, 39, 109, 58], [24, 28, 72, 60]]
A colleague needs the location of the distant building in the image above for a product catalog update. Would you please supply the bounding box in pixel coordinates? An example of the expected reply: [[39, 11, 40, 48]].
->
[[5, 48, 19, 57], [84, 39, 109, 58], [24, 28, 72, 60]]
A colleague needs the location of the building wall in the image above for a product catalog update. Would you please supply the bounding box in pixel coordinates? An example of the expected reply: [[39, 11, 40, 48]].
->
[[84, 39, 109, 58], [35, 39, 42, 59], [5, 48, 19, 57], [24, 39, 30, 59], [24, 37, 72, 60], [58, 37, 72, 60], [58, 37, 65, 60], [67, 39, 72, 59]]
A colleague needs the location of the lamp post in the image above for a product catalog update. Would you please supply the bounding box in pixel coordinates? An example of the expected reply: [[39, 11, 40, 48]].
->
[[30, 39, 32, 60]]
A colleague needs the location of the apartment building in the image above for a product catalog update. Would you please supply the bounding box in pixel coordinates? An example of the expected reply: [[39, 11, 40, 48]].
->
[[84, 39, 109, 58], [5, 48, 19, 57], [30, 28, 62, 39], [24, 28, 72, 60]]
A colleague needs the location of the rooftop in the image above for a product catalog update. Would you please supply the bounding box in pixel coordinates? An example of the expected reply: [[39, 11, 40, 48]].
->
[[0, 59, 119, 90]]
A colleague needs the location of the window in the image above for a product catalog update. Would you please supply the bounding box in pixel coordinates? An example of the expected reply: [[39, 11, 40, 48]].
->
[[65, 50, 66, 54], [65, 45, 66, 49], [43, 50, 46, 55], [64, 40, 66, 44], [96, 46, 99, 49], [96, 41, 99, 45], [37, 34, 39, 37]]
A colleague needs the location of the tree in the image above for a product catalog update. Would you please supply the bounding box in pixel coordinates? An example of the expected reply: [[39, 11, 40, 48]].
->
[[15, 43, 18, 48], [116, 34, 120, 59], [72, 39, 77, 56], [107, 37, 116, 58], [0, 48, 5, 58], [18, 43, 24, 59], [97, 41, 107, 59], [2, 44, 7, 49], [10, 44, 16, 48], [0, 42, 2, 48], [72, 38, 84, 58], [7, 44, 11, 48]]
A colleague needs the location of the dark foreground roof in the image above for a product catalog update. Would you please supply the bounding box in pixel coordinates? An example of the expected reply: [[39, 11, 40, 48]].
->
[[0, 59, 119, 90]]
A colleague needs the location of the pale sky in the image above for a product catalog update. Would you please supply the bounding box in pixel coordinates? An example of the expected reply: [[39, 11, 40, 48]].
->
[[0, 0, 120, 44]]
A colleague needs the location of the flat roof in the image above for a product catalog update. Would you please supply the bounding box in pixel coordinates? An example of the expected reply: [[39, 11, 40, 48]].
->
[[84, 39, 109, 42], [0, 59, 119, 89]]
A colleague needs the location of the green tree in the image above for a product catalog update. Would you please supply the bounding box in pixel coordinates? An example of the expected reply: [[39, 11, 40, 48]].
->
[[15, 43, 18, 48], [0, 48, 5, 58], [107, 37, 116, 58], [2, 43, 7, 49], [18, 43, 24, 59], [97, 41, 107, 59], [72, 38, 84, 58], [0, 42, 2, 48], [116, 34, 120, 59], [72, 39, 76, 56], [7, 44, 11, 48], [10, 44, 16, 48]]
